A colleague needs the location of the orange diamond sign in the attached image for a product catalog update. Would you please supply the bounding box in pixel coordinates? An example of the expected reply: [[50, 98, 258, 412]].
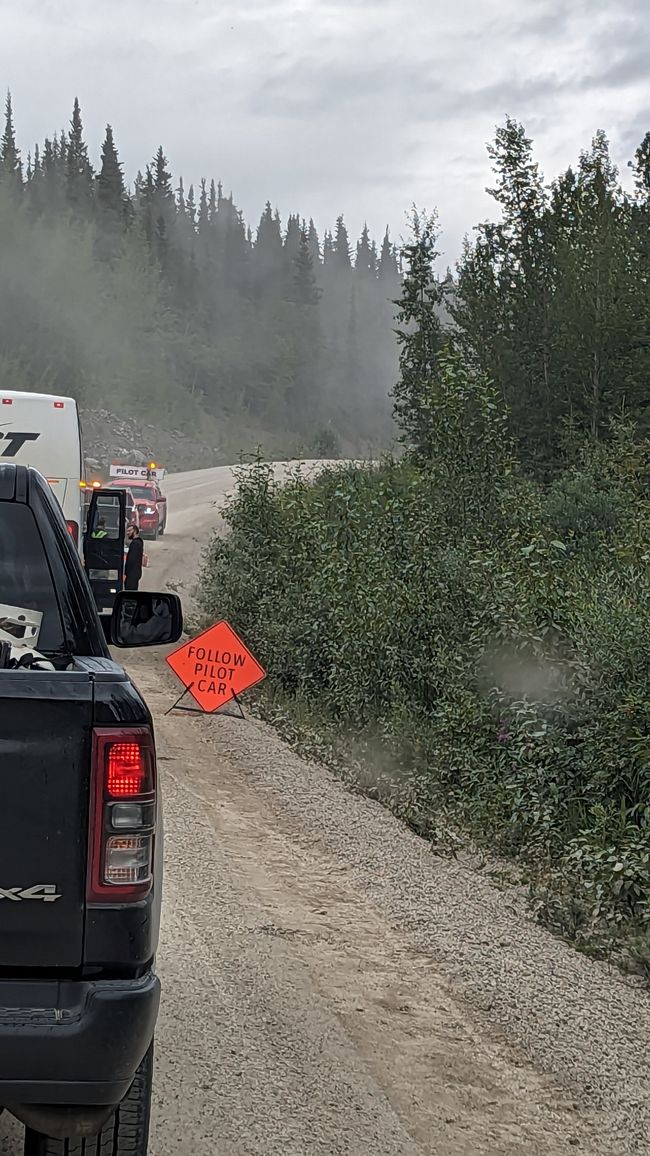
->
[[166, 620, 266, 713]]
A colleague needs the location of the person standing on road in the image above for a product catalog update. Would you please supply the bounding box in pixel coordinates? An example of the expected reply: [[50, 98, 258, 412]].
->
[[124, 524, 144, 591]]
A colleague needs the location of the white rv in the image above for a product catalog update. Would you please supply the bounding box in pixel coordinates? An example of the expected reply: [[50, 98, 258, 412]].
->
[[0, 390, 84, 547]]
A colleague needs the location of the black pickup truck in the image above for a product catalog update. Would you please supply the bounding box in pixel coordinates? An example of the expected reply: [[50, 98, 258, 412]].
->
[[0, 464, 182, 1154]]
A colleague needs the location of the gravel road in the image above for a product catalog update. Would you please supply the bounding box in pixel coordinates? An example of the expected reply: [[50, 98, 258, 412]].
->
[[2, 461, 649, 1154]]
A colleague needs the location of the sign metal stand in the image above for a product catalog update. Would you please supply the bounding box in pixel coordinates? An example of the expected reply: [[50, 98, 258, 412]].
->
[[165, 681, 246, 720]]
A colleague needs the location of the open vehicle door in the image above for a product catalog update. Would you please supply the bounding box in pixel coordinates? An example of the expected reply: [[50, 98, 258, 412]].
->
[[83, 487, 127, 613]]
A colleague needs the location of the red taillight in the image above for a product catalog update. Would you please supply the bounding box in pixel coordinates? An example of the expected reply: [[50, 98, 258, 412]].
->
[[1, 398, 12, 405], [66, 519, 79, 544], [54, 401, 64, 408], [107, 742, 152, 797], [88, 728, 157, 902]]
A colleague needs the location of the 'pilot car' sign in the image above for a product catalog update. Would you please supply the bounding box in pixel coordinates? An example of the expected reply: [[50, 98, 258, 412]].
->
[[109, 465, 165, 482], [166, 621, 266, 712]]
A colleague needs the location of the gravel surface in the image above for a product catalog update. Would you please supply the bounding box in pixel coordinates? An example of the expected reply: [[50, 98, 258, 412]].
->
[[203, 712, 650, 1153]]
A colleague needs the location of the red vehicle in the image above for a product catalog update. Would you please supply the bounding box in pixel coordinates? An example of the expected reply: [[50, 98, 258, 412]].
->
[[108, 480, 167, 540]]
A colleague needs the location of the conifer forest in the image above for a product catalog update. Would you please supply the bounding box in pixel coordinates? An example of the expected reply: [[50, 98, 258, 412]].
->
[[0, 93, 400, 456]]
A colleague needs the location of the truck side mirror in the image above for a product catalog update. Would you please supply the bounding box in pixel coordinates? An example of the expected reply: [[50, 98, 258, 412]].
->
[[110, 591, 183, 648]]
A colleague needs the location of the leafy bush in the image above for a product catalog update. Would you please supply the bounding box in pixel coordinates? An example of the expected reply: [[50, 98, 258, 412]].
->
[[198, 357, 650, 971]]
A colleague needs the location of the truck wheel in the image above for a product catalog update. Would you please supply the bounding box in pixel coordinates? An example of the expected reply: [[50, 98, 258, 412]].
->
[[151, 521, 159, 541], [24, 1044, 153, 1156]]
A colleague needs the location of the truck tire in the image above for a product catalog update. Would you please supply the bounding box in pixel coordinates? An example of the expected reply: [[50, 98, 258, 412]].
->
[[24, 1045, 153, 1156]]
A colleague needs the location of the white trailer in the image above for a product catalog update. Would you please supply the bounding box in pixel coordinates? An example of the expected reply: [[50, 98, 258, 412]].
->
[[0, 390, 84, 548]]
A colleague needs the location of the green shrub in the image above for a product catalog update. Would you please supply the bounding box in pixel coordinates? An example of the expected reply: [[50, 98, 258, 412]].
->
[[198, 358, 650, 969]]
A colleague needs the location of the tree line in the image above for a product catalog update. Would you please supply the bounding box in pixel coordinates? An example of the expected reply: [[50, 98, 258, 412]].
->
[[447, 119, 650, 477], [3, 94, 648, 472], [0, 92, 401, 453]]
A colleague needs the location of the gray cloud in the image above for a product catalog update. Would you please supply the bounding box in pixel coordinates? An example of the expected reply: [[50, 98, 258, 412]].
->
[[580, 43, 650, 90], [0, 0, 647, 260]]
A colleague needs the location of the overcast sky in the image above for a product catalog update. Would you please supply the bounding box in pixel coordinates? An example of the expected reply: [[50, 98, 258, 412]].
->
[[0, 0, 647, 262]]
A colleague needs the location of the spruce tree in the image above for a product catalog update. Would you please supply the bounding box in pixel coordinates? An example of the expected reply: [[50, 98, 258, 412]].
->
[[283, 226, 322, 424], [95, 125, 129, 258], [136, 164, 155, 246], [392, 211, 444, 459], [454, 117, 554, 467], [38, 134, 66, 213], [57, 130, 69, 199], [292, 228, 321, 306], [58, 130, 67, 164], [27, 143, 43, 211], [176, 176, 186, 217], [150, 146, 175, 270], [284, 214, 301, 257], [255, 201, 283, 288], [0, 91, 21, 189], [186, 183, 197, 229], [42, 137, 54, 172], [66, 97, 94, 214], [307, 218, 321, 265], [197, 179, 209, 235], [152, 146, 174, 204], [332, 215, 352, 273], [322, 229, 334, 264], [355, 224, 374, 278], [40, 137, 55, 207], [96, 125, 126, 217], [378, 228, 399, 280], [282, 214, 302, 295]]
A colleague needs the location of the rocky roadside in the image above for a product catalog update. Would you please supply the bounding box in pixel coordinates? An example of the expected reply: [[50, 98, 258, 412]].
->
[[80, 408, 220, 475]]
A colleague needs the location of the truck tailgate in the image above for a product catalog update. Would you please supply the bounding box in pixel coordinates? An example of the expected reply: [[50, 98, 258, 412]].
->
[[0, 670, 93, 969]]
